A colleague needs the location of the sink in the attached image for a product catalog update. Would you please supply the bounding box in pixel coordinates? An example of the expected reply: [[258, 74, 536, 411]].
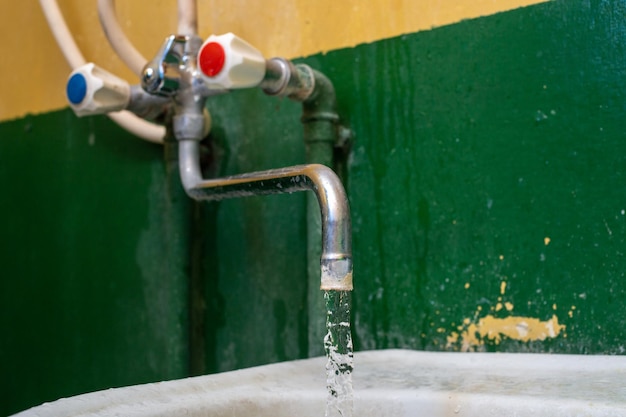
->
[[13, 349, 626, 416]]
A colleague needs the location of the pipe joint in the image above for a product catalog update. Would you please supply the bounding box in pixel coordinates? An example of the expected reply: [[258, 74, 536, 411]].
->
[[302, 69, 338, 121], [127, 85, 171, 120], [173, 113, 207, 141], [262, 59, 315, 101]]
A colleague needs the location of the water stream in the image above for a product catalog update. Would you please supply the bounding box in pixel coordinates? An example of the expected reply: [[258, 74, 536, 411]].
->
[[324, 290, 354, 417]]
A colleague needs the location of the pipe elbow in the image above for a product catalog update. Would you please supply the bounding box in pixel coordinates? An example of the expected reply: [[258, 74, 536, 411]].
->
[[302, 165, 352, 291], [176, 148, 353, 290], [302, 69, 338, 123]]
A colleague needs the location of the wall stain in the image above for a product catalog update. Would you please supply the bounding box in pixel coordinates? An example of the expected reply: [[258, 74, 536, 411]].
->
[[447, 278, 566, 351], [447, 314, 566, 352]]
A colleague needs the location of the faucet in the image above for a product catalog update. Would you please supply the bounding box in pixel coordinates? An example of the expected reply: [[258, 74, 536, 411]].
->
[[64, 32, 352, 291], [64, 11, 354, 413], [180, 145, 352, 290]]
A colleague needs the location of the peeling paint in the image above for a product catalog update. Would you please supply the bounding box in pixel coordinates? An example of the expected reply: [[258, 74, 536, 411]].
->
[[447, 314, 566, 352], [495, 301, 514, 312], [447, 277, 566, 351], [568, 305, 577, 318]]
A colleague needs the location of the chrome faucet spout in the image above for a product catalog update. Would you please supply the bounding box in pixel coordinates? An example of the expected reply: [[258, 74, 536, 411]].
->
[[178, 140, 352, 291]]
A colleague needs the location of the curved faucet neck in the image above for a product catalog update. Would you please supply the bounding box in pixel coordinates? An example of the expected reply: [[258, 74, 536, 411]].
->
[[177, 140, 352, 291]]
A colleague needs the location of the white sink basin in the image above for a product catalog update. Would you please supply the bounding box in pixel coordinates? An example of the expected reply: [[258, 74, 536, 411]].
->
[[14, 349, 626, 416]]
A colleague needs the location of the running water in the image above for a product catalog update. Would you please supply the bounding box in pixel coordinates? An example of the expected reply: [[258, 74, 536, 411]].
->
[[324, 290, 354, 417]]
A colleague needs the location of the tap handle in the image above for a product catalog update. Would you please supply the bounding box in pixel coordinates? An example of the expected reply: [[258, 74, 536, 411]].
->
[[141, 35, 190, 96], [66, 63, 130, 117], [197, 33, 266, 90]]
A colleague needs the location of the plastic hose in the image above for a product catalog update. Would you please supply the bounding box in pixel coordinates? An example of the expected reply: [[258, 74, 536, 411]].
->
[[177, 0, 198, 36], [97, 0, 147, 77]]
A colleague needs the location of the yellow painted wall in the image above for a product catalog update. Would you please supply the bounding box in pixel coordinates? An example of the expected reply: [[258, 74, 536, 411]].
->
[[2, 0, 547, 122]]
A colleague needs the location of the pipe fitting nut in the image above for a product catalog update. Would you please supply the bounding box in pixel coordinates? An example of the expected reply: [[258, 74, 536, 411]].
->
[[173, 111, 210, 141]]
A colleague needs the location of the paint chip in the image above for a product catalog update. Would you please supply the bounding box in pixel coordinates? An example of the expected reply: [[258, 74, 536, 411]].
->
[[568, 305, 576, 318], [447, 314, 566, 351], [495, 301, 514, 312]]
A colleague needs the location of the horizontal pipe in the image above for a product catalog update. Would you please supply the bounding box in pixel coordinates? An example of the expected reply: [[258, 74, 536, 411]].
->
[[178, 140, 352, 290]]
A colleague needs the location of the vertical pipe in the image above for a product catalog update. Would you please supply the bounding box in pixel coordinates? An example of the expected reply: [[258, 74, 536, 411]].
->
[[305, 141, 334, 357], [262, 62, 346, 356], [302, 70, 341, 357]]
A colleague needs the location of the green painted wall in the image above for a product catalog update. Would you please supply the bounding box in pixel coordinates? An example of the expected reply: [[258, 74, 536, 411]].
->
[[0, 113, 190, 415], [205, 0, 626, 372], [198, 92, 309, 373], [2, 0, 626, 414], [336, 0, 626, 354]]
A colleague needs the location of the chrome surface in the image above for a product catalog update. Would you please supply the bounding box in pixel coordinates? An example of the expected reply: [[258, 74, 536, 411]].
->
[[178, 140, 353, 290]]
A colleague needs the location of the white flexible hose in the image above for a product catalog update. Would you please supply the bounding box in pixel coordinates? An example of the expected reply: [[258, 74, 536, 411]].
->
[[97, 0, 147, 77], [38, 0, 165, 144], [107, 111, 166, 141], [177, 0, 198, 36], [38, 0, 86, 68]]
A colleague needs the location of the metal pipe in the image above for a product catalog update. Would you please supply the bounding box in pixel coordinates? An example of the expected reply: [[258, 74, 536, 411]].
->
[[302, 69, 340, 356], [299, 69, 342, 356], [126, 85, 171, 120], [261, 58, 315, 100], [178, 140, 352, 291], [260, 58, 344, 356]]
